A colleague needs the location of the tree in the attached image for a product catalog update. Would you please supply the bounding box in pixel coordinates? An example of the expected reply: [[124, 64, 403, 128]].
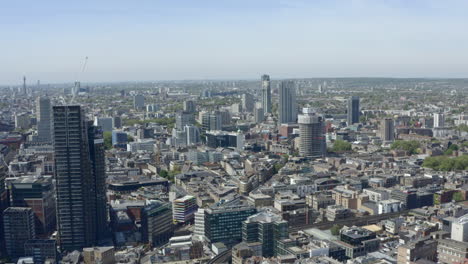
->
[[423, 155, 468, 171], [103, 131, 112, 149], [330, 224, 342, 236], [453, 192, 465, 202], [332, 140, 352, 152], [390, 140, 421, 155]]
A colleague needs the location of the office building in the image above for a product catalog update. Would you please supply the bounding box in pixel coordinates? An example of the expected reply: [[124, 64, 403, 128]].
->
[[183, 100, 196, 113], [438, 239, 468, 264], [336, 226, 379, 259], [141, 201, 174, 247], [397, 238, 437, 264], [94, 117, 113, 132], [261, 74, 272, 114], [0, 166, 8, 252], [254, 107, 264, 123], [242, 93, 254, 112], [36, 97, 52, 142], [242, 211, 288, 257], [87, 123, 109, 241], [452, 214, 468, 242], [173, 195, 198, 224], [133, 94, 145, 109], [15, 113, 31, 129], [53, 105, 107, 250], [381, 118, 395, 142], [194, 209, 206, 240], [82, 246, 115, 264], [204, 199, 256, 245], [278, 80, 297, 124], [112, 116, 122, 129], [434, 112, 445, 128], [298, 109, 326, 158], [185, 125, 201, 145], [176, 111, 195, 129], [11, 176, 56, 236], [347, 96, 360, 125], [3, 207, 36, 258], [112, 130, 128, 147], [24, 239, 58, 264], [205, 130, 244, 150], [201, 111, 222, 132]]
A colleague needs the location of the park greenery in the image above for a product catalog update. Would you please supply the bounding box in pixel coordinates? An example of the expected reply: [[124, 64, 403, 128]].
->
[[390, 140, 420, 155], [423, 155, 468, 171], [331, 140, 352, 152]]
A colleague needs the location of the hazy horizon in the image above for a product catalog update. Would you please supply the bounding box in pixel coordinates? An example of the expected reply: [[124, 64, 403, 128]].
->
[[2, 0, 468, 85]]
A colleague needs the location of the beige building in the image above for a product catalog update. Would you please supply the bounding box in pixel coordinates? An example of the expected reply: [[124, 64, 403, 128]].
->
[[82, 247, 115, 264]]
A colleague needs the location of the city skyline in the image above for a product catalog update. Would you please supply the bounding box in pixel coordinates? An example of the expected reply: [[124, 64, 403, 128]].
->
[[2, 0, 468, 84]]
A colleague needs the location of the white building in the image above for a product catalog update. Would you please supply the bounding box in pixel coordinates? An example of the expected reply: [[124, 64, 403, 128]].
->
[[452, 214, 468, 242], [434, 113, 445, 128], [377, 199, 402, 214]]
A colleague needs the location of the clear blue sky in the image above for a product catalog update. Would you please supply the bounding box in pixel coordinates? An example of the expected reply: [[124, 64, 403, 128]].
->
[[1, 0, 468, 85]]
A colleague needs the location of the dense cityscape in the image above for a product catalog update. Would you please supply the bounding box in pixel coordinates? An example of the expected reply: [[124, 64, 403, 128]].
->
[[0, 76, 467, 264]]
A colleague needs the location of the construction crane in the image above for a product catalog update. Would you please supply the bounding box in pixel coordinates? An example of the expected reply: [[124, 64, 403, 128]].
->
[[71, 56, 88, 104]]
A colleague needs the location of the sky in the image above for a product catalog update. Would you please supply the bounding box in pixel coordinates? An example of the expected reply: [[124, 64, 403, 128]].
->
[[1, 0, 468, 85]]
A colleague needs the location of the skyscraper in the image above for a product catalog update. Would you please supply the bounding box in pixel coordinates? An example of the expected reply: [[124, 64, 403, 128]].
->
[[242, 93, 254, 113], [261, 75, 272, 114], [254, 107, 264, 124], [434, 112, 445, 128], [87, 122, 109, 241], [133, 94, 145, 110], [381, 118, 395, 143], [278, 80, 297, 124], [298, 109, 326, 158], [36, 97, 52, 142], [183, 100, 196, 113], [347, 96, 360, 125], [53, 105, 105, 251], [3, 207, 36, 258]]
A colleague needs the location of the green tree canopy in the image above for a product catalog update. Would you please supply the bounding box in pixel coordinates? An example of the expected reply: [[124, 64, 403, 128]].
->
[[332, 140, 352, 152], [390, 140, 420, 155]]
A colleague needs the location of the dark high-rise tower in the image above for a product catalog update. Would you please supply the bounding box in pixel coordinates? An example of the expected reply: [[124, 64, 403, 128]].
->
[[347, 96, 360, 125], [261, 75, 272, 114], [53, 105, 106, 251], [278, 80, 297, 124], [298, 108, 326, 158], [87, 122, 109, 241], [36, 97, 52, 142]]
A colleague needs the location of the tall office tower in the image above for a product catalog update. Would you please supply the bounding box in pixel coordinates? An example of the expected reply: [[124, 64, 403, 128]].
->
[[242, 93, 254, 112], [242, 212, 288, 257], [347, 96, 360, 125], [23, 76, 27, 95], [201, 111, 222, 132], [3, 207, 36, 258], [183, 100, 196, 113], [53, 105, 96, 251], [36, 97, 52, 142], [176, 111, 195, 130], [0, 166, 8, 254], [172, 195, 198, 224], [185, 125, 201, 145], [87, 123, 108, 241], [298, 109, 326, 158], [254, 107, 264, 123], [133, 94, 145, 110], [204, 199, 256, 246], [278, 80, 297, 124], [141, 201, 173, 247], [24, 239, 58, 264], [434, 112, 445, 128], [381, 118, 395, 143], [261, 74, 272, 114], [11, 176, 56, 236]]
